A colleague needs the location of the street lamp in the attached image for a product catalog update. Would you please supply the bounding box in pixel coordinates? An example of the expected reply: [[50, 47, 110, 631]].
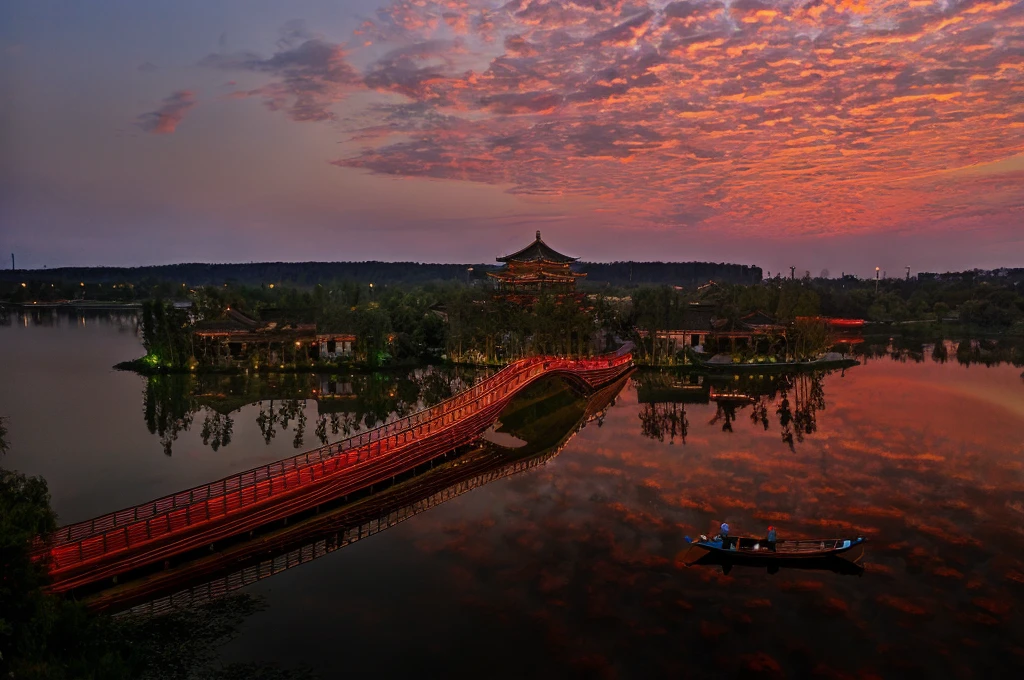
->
[[467, 267, 474, 285], [875, 267, 881, 294], [369, 282, 374, 300]]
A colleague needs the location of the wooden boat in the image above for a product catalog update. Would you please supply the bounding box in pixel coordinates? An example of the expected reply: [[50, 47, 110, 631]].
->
[[681, 535, 866, 568]]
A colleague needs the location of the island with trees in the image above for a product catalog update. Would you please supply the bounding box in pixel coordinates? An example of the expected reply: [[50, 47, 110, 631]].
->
[[2, 254, 1022, 374]]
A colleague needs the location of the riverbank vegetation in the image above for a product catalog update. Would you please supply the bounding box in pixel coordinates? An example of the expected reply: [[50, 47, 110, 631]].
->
[[4, 268, 1022, 370], [0, 422, 314, 679]]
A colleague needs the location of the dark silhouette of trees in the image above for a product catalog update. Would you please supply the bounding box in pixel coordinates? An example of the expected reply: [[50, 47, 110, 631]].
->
[[140, 299, 193, 369], [0, 466, 313, 677], [0, 416, 8, 456]]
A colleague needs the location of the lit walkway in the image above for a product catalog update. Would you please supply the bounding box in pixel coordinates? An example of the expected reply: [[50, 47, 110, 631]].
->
[[34, 348, 633, 593]]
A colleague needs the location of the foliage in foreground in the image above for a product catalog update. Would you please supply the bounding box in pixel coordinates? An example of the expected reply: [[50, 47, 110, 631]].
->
[[0, 462, 314, 679]]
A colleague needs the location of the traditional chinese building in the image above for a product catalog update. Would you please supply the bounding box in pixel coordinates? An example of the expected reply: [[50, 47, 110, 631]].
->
[[488, 231, 586, 297], [193, 308, 317, 367], [655, 302, 717, 351], [655, 307, 787, 355], [193, 307, 356, 368]]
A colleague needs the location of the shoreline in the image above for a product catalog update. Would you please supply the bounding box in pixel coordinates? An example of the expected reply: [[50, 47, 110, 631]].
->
[[112, 356, 501, 376]]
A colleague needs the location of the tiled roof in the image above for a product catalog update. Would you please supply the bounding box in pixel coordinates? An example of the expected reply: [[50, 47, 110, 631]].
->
[[497, 231, 578, 263]]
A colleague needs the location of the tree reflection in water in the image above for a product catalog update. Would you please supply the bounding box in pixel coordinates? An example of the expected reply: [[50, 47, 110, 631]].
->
[[140, 367, 486, 455], [710, 401, 739, 432], [143, 375, 195, 456], [200, 411, 234, 451], [638, 402, 688, 444], [635, 369, 834, 450], [853, 335, 1024, 368]]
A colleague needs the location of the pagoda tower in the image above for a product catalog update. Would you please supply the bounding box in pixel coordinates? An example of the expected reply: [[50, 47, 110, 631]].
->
[[488, 231, 586, 297]]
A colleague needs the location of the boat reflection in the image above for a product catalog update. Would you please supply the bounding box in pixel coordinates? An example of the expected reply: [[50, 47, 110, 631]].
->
[[689, 548, 865, 577], [85, 373, 631, 615]]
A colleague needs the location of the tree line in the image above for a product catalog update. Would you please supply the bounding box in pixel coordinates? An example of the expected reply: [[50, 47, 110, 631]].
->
[[0, 259, 762, 291]]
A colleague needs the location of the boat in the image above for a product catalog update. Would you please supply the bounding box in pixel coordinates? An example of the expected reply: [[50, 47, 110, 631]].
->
[[681, 535, 866, 573]]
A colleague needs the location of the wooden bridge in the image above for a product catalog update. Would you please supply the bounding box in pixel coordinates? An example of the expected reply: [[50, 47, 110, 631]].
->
[[34, 348, 633, 593]]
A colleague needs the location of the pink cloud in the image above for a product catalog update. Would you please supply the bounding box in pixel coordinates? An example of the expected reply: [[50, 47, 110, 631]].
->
[[195, 2, 1024, 238], [137, 90, 197, 135]]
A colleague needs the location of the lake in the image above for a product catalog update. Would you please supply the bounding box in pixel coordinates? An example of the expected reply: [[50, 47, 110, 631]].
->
[[2, 310, 1024, 678]]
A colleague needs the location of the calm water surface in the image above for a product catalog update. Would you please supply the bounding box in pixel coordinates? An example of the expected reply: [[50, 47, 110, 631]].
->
[[2, 312, 1024, 678]]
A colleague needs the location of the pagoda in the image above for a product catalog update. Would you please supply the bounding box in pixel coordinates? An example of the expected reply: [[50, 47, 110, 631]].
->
[[488, 231, 586, 297]]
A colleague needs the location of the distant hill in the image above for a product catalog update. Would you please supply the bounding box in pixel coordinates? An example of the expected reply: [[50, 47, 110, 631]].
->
[[0, 260, 763, 287]]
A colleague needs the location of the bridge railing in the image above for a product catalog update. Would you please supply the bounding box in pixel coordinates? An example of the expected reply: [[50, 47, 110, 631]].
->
[[39, 351, 632, 554], [121, 440, 580, 618]]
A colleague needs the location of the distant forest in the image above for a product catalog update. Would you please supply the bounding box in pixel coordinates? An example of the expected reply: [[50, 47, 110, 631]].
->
[[0, 260, 763, 287]]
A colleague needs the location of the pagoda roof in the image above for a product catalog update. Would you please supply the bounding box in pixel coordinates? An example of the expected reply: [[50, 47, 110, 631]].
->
[[497, 231, 578, 264]]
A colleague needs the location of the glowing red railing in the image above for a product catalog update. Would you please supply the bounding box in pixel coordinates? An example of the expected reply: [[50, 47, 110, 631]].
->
[[35, 349, 632, 583]]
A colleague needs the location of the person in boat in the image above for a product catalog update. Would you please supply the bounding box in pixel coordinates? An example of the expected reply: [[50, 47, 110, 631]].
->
[[766, 525, 777, 552], [712, 522, 731, 549]]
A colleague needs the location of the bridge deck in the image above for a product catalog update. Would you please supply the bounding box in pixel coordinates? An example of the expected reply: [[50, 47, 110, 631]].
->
[[35, 349, 632, 591]]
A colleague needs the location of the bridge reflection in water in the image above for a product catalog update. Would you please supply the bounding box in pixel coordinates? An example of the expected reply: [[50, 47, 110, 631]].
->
[[81, 371, 631, 615], [34, 349, 632, 599]]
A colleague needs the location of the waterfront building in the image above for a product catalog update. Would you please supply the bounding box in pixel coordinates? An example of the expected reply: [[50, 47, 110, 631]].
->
[[193, 308, 355, 367], [655, 302, 717, 351], [656, 306, 787, 355], [317, 332, 356, 359]]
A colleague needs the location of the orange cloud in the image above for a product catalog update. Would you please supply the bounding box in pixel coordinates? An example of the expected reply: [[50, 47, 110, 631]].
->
[[197, 1, 1024, 238]]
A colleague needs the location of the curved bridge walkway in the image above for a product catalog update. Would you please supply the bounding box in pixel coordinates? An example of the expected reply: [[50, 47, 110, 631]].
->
[[35, 348, 633, 593], [110, 373, 630, 617]]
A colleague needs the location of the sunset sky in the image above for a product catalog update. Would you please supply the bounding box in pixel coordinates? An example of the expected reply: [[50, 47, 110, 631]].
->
[[2, 0, 1022, 275]]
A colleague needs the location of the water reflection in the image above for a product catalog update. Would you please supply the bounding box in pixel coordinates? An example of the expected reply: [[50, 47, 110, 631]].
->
[[690, 550, 866, 577], [147, 366, 847, 457], [853, 335, 1024, 368], [141, 368, 488, 455], [5, 310, 1024, 677], [636, 369, 834, 450], [0, 306, 140, 332], [87, 374, 629, 615]]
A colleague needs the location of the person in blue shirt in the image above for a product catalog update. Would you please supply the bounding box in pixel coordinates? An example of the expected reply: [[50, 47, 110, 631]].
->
[[766, 525, 777, 552], [713, 522, 731, 549]]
